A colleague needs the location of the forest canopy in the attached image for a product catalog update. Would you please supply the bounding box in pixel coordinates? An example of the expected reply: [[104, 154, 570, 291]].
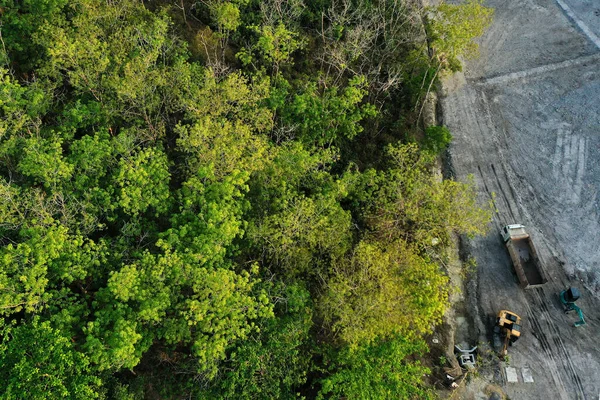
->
[[0, 0, 492, 398]]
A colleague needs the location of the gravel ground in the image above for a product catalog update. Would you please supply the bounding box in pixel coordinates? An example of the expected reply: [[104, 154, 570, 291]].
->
[[441, 0, 600, 399]]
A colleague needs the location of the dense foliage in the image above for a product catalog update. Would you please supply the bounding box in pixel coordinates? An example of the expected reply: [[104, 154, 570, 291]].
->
[[0, 0, 491, 398]]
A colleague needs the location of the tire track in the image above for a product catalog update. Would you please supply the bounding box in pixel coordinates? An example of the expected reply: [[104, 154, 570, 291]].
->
[[477, 53, 600, 87], [445, 71, 592, 400], [458, 87, 521, 225], [447, 87, 511, 219], [490, 163, 519, 222], [530, 288, 587, 399], [480, 89, 526, 224], [555, 0, 600, 50], [441, 1, 600, 398], [525, 299, 570, 399]]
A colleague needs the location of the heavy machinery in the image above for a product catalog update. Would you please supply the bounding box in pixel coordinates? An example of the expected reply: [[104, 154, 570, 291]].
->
[[493, 310, 522, 358], [454, 344, 478, 369], [560, 287, 586, 327]]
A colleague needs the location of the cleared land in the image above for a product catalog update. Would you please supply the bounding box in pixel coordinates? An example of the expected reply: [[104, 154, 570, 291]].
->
[[441, 0, 600, 398]]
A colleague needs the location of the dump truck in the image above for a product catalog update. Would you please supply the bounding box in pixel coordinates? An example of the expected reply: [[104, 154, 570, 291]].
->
[[501, 224, 547, 289]]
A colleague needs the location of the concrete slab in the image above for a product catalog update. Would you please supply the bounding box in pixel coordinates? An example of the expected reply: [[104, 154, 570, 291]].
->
[[505, 367, 519, 383], [522, 368, 535, 383]]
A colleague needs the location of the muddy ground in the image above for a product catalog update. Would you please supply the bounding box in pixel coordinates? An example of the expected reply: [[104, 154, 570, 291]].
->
[[440, 0, 600, 399]]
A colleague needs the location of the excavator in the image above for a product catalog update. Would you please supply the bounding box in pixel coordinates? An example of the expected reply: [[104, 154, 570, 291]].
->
[[493, 310, 522, 358], [560, 287, 586, 327]]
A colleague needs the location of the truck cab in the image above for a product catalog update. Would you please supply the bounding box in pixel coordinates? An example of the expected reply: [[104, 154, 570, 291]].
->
[[501, 224, 527, 243]]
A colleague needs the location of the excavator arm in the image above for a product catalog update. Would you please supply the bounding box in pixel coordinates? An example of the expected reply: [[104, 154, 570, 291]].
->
[[573, 304, 586, 327]]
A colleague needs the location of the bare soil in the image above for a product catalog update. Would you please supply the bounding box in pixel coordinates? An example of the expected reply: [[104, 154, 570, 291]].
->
[[440, 0, 600, 399]]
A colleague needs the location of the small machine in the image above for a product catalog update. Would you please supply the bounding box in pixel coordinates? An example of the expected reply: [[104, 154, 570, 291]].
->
[[454, 344, 478, 369], [560, 287, 586, 327], [493, 310, 522, 358]]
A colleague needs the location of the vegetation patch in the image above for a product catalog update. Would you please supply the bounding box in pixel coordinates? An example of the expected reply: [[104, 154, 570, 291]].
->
[[0, 0, 492, 398]]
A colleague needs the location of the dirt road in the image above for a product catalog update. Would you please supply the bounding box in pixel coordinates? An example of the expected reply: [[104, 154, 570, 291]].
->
[[441, 1, 600, 398]]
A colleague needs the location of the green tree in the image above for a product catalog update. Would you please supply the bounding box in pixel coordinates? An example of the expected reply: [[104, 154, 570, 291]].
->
[[0, 67, 50, 139], [212, 2, 242, 32], [279, 76, 377, 147], [319, 239, 449, 347], [36, 0, 188, 126], [426, 0, 494, 72], [86, 249, 273, 377], [367, 143, 491, 249], [247, 142, 339, 216], [0, 318, 103, 399], [238, 23, 304, 73], [318, 335, 433, 400], [199, 283, 313, 399], [248, 193, 353, 278], [175, 114, 269, 182], [18, 136, 74, 190], [422, 125, 453, 154], [0, 225, 71, 315], [160, 174, 248, 267], [0, 0, 69, 69], [114, 146, 171, 217]]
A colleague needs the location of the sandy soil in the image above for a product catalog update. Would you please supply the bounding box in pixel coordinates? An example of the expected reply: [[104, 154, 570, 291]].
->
[[440, 0, 600, 399]]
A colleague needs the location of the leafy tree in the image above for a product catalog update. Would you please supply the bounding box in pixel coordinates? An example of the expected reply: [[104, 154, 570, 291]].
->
[[83, 304, 146, 372], [175, 113, 269, 182], [36, 0, 188, 126], [0, 67, 50, 140], [18, 136, 73, 190], [199, 282, 313, 399], [247, 142, 339, 216], [426, 0, 494, 72], [318, 335, 433, 400], [0, 0, 69, 69], [87, 249, 273, 377], [238, 23, 305, 73], [279, 75, 377, 147], [177, 69, 273, 131], [212, 2, 242, 32], [68, 130, 113, 192], [0, 225, 71, 315], [114, 146, 171, 217], [160, 174, 248, 266], [367, 143, 491, 249], [0, 318, 103, 399], [66, 130, 116, 232], [248, 193, 353, 277], [0, 178, 22, 234], [422, 125, 453, 154], [319, 239, 449, 347]]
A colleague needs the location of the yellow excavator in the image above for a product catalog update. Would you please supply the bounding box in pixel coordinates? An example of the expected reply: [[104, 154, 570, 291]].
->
[[493, 310, 522, 358]]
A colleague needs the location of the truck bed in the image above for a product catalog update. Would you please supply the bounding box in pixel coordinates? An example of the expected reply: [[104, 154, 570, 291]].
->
[[512, 237, 544, 285]]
